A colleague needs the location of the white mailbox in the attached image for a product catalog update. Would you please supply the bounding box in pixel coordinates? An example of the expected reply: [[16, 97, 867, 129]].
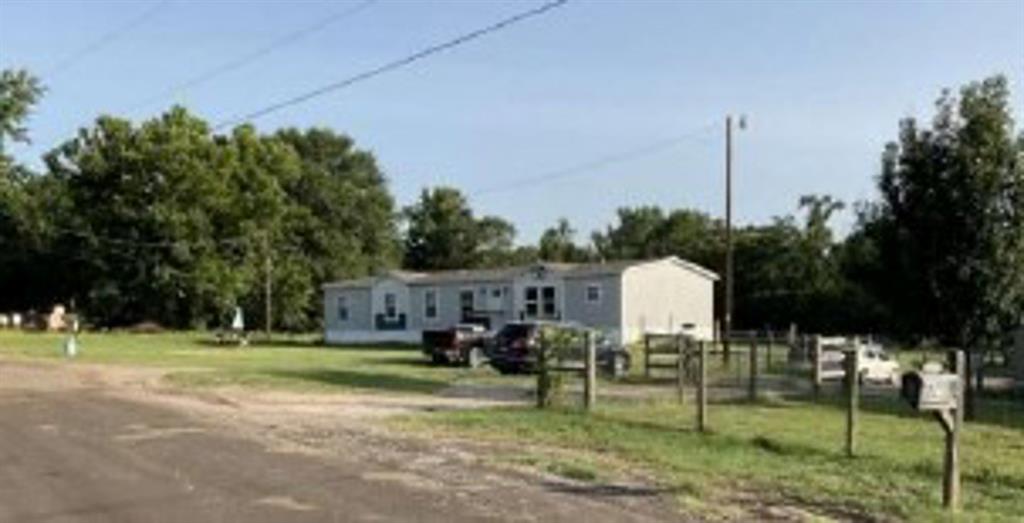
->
[[901, 372, 960, 412]]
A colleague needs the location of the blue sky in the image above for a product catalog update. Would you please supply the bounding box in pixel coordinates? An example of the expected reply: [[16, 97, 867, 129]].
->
[[1, 0, 1022, 243]]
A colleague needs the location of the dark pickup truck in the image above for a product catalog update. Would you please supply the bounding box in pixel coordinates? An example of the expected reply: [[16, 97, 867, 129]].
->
[[422, 324, 490, 368]]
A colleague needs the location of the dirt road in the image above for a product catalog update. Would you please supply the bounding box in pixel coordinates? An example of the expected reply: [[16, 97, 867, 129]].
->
[[0, 361, 685, 523]]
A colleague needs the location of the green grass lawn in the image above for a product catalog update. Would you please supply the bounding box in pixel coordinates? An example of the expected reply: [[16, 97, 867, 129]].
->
[[3, 330, 1021, 520], [0, 330, 475, 394], [402, 394, 1024, 521]]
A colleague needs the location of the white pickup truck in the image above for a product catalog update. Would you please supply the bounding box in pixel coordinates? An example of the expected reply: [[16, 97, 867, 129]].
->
[[819, 339, 901, 385]]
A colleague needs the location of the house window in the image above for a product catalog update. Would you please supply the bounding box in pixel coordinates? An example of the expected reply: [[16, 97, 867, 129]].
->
[[384, 293, 397, 319], [337, 296, 349, 321], [524, 287, 538, 318], [586, 284, 602, 304], [491, 287, 501, 298], [542, 286, 556, 316], [424, 290, 438, 319]]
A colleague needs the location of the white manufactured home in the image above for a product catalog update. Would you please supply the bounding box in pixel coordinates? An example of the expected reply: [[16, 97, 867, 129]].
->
[[322, 256, 718, 345]]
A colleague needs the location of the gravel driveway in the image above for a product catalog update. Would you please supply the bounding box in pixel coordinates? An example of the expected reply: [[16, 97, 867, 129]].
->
[[0, 360, 687, 523]]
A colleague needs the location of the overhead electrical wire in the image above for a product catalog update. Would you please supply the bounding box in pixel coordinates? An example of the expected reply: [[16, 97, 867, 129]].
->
[[129, 0, 380, 112], [33, 0, 171, 158], [31, 0, 714, 248], [470, 122, 720, 198], [46, 0, 172, 77], [37, 123, 718, 251], [212, 0, 571, 131]]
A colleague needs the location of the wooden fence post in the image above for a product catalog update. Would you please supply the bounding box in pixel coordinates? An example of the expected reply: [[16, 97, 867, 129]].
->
[[584, 331, 596, 411], [766, 330, 774, 371], [644, 334, 651, 379], [733, 337, 742, 385], [676, 335, 686, 404], [845, 347, 859, 457], [748, 339, 759, 401], [536, 332, 549, 409], [812, 335, 822, 400], [697, 340, 707, 432]]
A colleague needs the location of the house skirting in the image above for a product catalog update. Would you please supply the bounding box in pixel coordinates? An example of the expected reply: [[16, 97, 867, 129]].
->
[[621, 326, 714, 345], [325, 329, 421, 345]]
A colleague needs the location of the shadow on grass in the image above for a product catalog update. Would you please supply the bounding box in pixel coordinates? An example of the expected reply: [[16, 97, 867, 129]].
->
[[246, 338, 322, 349], [618, 375, 680, 386], [589, 412, 695, 436], [191, 337, 423, 353], [357, 355, 436, 367], [192, 338, 322, 350], [265, 369, 446, 394], [319, 342, 422, 352], [712, 396, 804, 410]]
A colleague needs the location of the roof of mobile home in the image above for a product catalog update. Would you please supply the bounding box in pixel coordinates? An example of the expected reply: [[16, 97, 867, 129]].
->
[[323, 256, 718, 290]]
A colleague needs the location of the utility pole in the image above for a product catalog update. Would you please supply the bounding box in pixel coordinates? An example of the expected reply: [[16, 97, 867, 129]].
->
[[722, 114, 746, 365], [264, 232, 272, 340], [723, 115, 734, 364]]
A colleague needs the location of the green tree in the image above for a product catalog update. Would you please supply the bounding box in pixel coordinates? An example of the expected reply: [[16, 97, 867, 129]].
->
[[403, 186, 516, 270], [653, 209, 722, 269], [793, 195, 846, 328], [835, 201, 893, 333], [0, 69, 43, 159], [538, 218, 590, 262], [591, 206, 666, 260], [0, 69, 46, 311], [274, 128, 399, 330], [25, 108, 400, 330], [873, 76, 1024, 414], [591, 206, 720, 268], [590, 198, 858, 333], [475, 215, 517, 268], [876, 76, 1024, 348], [43, 108, 294, 328], [731, 217, 804, 330]]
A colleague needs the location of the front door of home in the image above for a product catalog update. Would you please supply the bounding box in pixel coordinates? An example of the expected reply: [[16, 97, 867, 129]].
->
[[459, 289, 475, 322]]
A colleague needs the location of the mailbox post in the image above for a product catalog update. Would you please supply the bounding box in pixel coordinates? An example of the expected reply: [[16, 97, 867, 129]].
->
[[900, 350, 965, 512], [944, 351, 965, 511]]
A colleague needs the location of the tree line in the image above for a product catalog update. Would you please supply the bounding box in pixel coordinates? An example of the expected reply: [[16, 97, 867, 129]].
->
[[2, 69, 1022, 356]]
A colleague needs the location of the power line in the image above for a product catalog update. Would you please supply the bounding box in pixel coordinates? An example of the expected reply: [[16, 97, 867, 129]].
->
[[469, 123, 719, 198], [34, 122, 717, 248], [46, 0, 172, 77], [130, 0, 379, 113], [213, 0, 571, 131]]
